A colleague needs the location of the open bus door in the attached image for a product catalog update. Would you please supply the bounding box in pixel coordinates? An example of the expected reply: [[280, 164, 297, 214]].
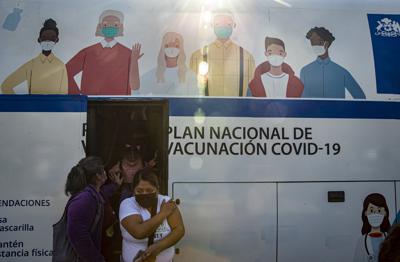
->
[[86, 98, 169, 194]]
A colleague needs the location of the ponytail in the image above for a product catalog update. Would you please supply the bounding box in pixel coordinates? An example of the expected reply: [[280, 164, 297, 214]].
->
[[65, 165, 87, 196], [64, 156, 104, 196]]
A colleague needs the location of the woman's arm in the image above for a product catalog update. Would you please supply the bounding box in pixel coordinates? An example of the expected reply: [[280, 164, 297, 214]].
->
[[100, 183, 119, 200], [121, 199, 176, 239], [100, 168, 123, 200], [66, 49, 86, 94], [1, 60, 30, 94], [144, 207, 185, 258]]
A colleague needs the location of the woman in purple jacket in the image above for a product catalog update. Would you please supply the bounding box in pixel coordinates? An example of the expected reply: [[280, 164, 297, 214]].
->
[[64, 156, 121, 262]]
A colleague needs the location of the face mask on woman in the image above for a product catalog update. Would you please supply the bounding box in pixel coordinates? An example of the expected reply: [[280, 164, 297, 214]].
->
[[135, 192, 157, 208], [367, 213, 385, 227], [40, 41, 56, 51], [165, 47, 180, 58]]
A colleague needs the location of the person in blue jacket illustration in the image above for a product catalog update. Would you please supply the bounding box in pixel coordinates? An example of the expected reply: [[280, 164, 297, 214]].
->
[[300, 27, 366, 99], [394, 210, 400, 225]]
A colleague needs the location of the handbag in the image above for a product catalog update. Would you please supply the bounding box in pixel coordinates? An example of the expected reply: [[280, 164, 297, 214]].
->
[[52, 190, 103, 262], [52, 197, 79, 262]]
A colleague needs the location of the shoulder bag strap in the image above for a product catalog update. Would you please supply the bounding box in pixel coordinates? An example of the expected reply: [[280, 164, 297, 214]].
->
[[88, 189, 104, 234], [147, 201, 158, 247]]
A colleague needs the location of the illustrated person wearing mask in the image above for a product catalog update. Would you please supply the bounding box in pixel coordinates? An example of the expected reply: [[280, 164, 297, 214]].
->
[[53, 156, 122, 262], [190, 9, 255, 97], [300, 27, 366, 99], [1, 18, 67, 94], [353, 193, 391, 262], [247, 36, 303, 97], [119, 168, 185, 262], [66, 10, 142, 95], [139, 32, 198, 96]]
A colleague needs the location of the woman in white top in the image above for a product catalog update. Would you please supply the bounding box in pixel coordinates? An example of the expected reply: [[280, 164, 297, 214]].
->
[[138, 32, 198, 96], [119, 168, 185, 262]]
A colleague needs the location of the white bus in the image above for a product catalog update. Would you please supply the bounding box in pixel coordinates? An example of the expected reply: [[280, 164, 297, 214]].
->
[[1, 0, 400, 261]]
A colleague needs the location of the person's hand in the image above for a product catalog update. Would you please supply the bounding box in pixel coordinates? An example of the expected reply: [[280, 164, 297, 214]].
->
[[160, 199, 177, 217], [146, 151, 158, 168], [134, 256, 155, 262], [146, 159, 157, 168], [143, 243, 162, 260], [108, 162, 123, 186], [133, 249, 156, 262], [132, 43, 144, 61], [133, 250, 145, 262]]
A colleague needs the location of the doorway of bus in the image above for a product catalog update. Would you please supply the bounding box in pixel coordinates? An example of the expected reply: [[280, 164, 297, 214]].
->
[[85, 98, 169, 261]]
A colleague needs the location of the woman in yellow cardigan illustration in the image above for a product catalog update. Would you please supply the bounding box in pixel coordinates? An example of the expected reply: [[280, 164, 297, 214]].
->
[[1, 18, 67, 94]]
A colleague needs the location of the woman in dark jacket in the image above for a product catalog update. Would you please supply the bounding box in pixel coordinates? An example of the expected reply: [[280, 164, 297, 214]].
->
[[64, 156, 121, 262]]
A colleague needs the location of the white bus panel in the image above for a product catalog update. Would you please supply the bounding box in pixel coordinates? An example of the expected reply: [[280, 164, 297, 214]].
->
[[173, 182, 277, 262], [277, 182, 396, 262]]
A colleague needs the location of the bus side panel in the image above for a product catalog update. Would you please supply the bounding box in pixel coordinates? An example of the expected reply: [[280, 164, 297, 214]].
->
[[173, 183, 277, 262], [277, 182, 396, 262], [0, 96, 86, 262]]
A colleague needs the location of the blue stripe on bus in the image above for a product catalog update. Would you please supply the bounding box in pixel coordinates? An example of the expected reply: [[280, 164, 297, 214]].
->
[[89, 97, 400, 119], [0, 95, 87, 112], [1, 95, 400, 119], [168, 98, 400, 119]]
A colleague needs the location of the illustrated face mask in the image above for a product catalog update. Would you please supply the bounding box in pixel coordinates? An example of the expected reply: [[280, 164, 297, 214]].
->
[[40, 41, 56, 51], [267, 54, 285, 67], [214, 26, 233, 39], [165, 47, 180, 58], [312, 45, 326, 56], [102, 27, 119, 38], [367, 214, 385, 227], [135, 192, 157, 209]]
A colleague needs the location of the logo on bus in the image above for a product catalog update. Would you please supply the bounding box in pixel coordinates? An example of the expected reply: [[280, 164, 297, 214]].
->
[[375, 18, 400, 37]]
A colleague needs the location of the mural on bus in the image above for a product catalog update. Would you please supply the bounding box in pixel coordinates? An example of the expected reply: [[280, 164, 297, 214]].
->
[[0, 2, 399, 98], [1, 18, 68, 94]]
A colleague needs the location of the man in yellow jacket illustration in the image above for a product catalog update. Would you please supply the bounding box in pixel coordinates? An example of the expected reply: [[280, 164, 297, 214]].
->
[[190, 9, 255, 97]]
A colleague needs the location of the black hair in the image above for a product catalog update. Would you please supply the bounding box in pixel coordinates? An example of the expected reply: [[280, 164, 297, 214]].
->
[[39, 18, 59, 38], [306, 27, 335, 45], [132, 167, 159, 191], [65, 156, 104, 196], [265, 36, 285, 51]]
